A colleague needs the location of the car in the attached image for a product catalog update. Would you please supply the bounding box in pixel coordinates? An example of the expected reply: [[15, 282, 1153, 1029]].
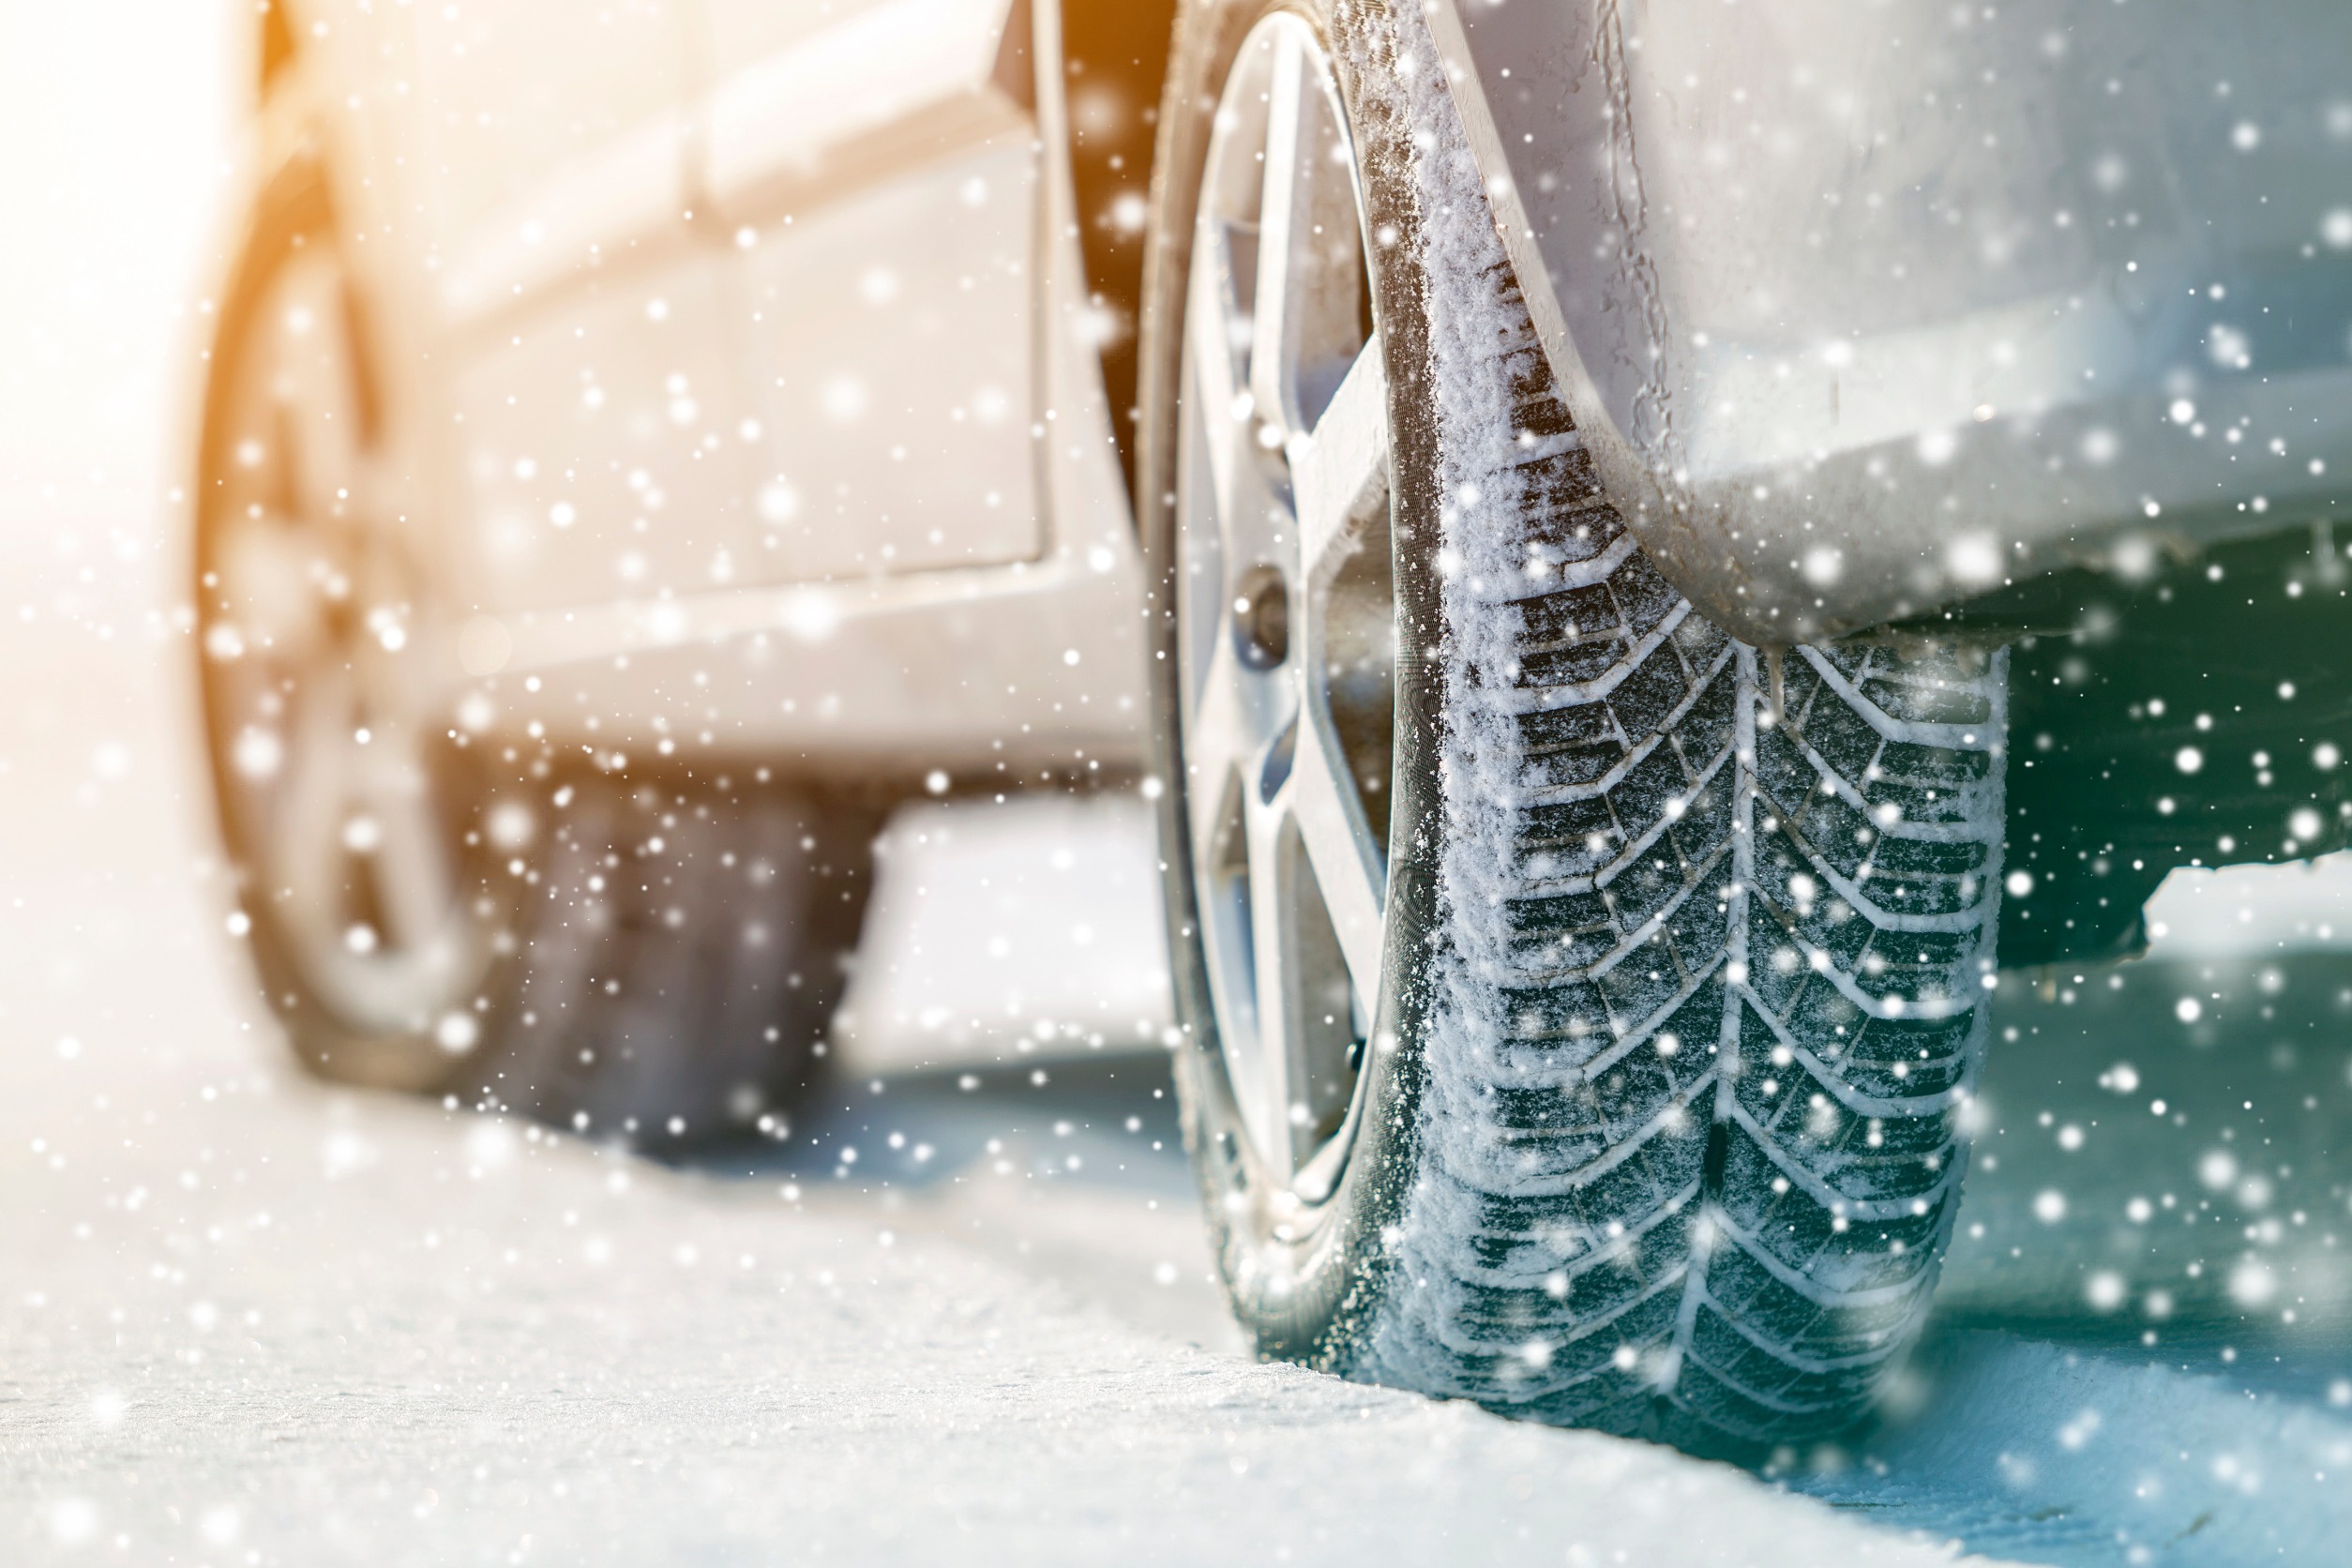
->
[[190, 0, 2352, 1448]]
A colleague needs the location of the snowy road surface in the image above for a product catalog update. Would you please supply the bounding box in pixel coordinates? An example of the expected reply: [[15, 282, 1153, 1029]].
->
[[6, 717, 2352, 1564], [0, 818, 2001, 1568], [0, 995, 1989, 1568]]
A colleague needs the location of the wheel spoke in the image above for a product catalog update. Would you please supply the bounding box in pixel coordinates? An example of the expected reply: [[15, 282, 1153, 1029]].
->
[[1291, 337, 1389, 589], [214, 514, 337, 664], [1288, 707, 1385, 1009], [273, 256, 369, 526], [270, 660, 362, 936], [1243, 750, 1302, 1168], [1185, 640, 1260, 855], [1189, 659, 1297, 883], [1184, 238, 1253, 515], [1247, 26, 1310, 434], [352, 553, 459, 729], [354, 717, 460, 956]]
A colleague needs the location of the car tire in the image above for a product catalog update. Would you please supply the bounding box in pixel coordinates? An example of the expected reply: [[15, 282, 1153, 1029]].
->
[[195, 162, 519, 1094], [463, 775, 878, 1147], [1138, 0, 2009, 1444], [195, 164, 875, 1146]]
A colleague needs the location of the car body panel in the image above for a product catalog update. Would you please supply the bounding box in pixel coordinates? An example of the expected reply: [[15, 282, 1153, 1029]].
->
[[222, 0, 1144, 779], [493, 548, 1145, 770], [490, 0, 1145, 771], [700, 0, 1021, 217], [731, 143, 1048, 582], [230, 0, 2352, 771], [1433, 0, 2352, 643], [361, 0, 763, 616], [703, 0, 1048, 585], [448, 260, 767, 615], [408, 0, 692, 264]]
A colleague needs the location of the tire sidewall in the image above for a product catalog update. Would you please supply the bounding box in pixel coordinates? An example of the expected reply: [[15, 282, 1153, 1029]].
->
[[1138, 0, 1445, 1365], [194, 159, 504, 1093]]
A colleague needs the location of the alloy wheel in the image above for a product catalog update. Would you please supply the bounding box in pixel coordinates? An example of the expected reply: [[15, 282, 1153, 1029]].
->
[[1174, 14, 1395, 1202], [198, 243, 502, 1077]]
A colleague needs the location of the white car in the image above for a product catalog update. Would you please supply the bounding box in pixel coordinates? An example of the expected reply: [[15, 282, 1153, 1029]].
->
[[194, 0, 2352, 1447]]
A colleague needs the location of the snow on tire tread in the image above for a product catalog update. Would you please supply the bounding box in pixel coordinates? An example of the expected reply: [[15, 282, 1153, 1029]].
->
[[1352, 6, 2007, 1442]]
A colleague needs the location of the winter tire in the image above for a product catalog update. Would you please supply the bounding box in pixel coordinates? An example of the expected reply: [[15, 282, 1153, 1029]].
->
[[464, 775, 877, 1146], [196, 167, 875, 1145], [1140, 0, 2009, 1444]]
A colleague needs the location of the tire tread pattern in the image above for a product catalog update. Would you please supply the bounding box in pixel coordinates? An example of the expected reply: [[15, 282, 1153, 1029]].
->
[[1351, 18, 2006, 1440], [462, 779, 872, 1147]]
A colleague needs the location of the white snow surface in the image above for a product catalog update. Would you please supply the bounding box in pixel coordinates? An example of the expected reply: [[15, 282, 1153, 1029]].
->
[[836, 793, 1174, 1072], [0, 877, 2014, 1567], [1815, 1328, 2352, 1568], [2142, 851, 2352, 958]]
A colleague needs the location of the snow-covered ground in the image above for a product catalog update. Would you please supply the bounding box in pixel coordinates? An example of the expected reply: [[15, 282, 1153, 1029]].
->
[[835, 792, 1176, 1075], [7, 772, 2350, 1565], [2, 903, 2016, 1566], [5, 6, 2351, 1563], [0, 731, 2000, 1564]]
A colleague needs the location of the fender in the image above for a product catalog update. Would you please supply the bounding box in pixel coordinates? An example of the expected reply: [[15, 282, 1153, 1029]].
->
[[1425, 0, 2352, 646]]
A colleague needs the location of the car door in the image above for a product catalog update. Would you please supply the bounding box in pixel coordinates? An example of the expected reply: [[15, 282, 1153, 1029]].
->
[[694, 0, 1045, 583], [403, 0, 762, 615]]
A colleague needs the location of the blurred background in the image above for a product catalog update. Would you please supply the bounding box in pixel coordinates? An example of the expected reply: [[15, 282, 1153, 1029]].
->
[[0, 2, 224, 884], [4, 7, 2350, 1565]]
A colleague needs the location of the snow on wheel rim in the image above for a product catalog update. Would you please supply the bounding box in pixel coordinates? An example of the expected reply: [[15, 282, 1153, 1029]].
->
[[1175, 13, 1394, 1199], [201, 247, 493, 1042]]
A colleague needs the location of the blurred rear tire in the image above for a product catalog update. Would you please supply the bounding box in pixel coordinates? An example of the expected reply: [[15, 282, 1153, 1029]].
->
[[195, 161, 509, 1093], [464, 775, 878, 1146], [194, 162, 876, 1144]]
